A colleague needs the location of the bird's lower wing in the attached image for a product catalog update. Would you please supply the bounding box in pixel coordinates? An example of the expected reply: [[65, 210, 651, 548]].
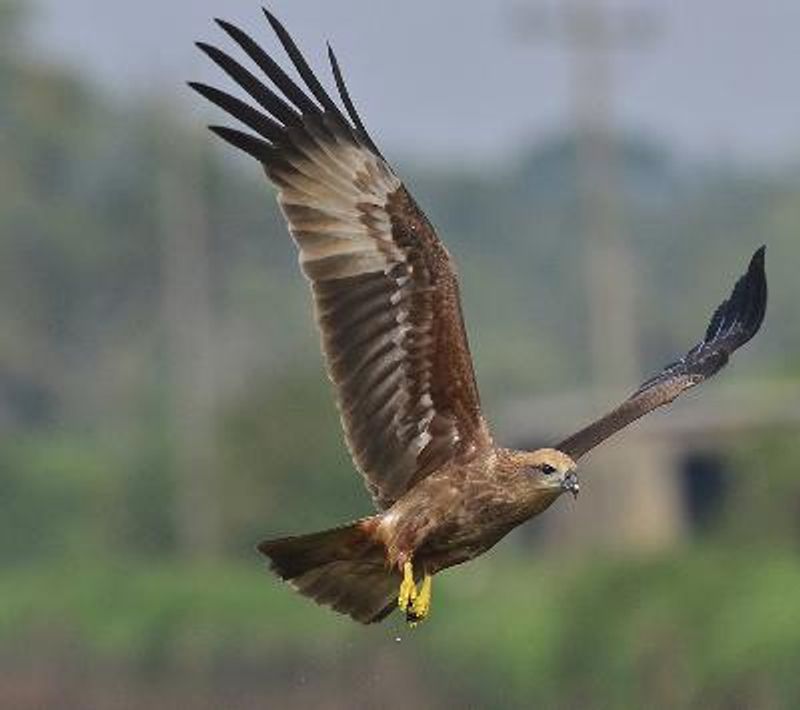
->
[[556, 246, 767, 461]]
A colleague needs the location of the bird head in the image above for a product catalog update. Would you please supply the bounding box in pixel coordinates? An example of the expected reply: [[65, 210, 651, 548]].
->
[[519, 448, 579, 500]]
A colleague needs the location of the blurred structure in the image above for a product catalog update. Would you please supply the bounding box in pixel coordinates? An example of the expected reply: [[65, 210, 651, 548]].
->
[[513, 0, 680, 549], [159, 126, 222, 558]]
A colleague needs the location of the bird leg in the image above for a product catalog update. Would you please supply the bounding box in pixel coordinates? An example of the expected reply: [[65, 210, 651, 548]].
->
[[398, 559, 433, 625], [397, 560, 417, 615], [407, 572, 432, 626]]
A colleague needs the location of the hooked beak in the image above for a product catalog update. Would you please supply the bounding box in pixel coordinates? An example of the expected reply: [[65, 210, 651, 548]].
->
[[562, 470, 580, 499]]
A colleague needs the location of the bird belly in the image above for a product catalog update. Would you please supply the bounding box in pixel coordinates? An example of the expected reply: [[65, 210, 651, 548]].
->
[[378, 460, 535, 573], [414, 494, 525, 573]]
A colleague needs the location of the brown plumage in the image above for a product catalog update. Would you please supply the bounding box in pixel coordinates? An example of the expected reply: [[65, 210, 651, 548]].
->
[[192, 10, 768, 625]]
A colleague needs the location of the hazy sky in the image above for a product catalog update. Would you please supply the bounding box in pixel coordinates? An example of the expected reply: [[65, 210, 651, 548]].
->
[[27, 0, 800, 166]]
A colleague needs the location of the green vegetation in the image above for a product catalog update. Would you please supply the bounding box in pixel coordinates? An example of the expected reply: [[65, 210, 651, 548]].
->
[[2, 545, 800, 708]]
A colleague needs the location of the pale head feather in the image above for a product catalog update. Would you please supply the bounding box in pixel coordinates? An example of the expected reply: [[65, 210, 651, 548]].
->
[[522, 448, 576, 474]]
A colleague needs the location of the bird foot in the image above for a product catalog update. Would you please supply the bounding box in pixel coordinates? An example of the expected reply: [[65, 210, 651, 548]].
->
[[397, 561, 417, 614], [406, 573, 432, 626], [398, 561, 432, 626]]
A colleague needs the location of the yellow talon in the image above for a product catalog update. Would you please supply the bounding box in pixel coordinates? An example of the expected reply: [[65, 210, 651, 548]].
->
[[407, 573, 432, 626], [397, 561, 417, 612]]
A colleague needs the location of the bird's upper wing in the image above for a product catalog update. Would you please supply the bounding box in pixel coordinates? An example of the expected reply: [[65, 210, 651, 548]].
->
[[556, 246, 767, 461], [191, 11, 491, 509]]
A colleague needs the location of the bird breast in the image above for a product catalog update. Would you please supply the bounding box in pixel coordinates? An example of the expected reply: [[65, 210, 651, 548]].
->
[[377, 457, 538, 571]]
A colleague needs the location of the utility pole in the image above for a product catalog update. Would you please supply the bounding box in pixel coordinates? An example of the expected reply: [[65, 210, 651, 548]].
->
[[512, 0, 683, 549], [159, 121, 222, 559]]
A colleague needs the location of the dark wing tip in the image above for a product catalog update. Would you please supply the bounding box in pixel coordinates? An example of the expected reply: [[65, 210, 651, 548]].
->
[[557, 247, 768, 460], [213, 18, 240, 42], [260, 6, 346, 121], [326, 41, 384, 159], [630, 246, 767, 398], [261, 7, 295, 52], [195, 41, 228, 63], [208, 125, 273, 163], [261, 6, 282, 32], [214, 17, 242, 39], [706, 245, 768, 351], [747, 243, 768, 314], [326, 42, 338, 76], [744, 244, 767, 297], [202, 10, 383, 159]]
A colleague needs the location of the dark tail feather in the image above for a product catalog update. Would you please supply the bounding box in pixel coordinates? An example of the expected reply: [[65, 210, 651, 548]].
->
[[257, 518, 399, 624]]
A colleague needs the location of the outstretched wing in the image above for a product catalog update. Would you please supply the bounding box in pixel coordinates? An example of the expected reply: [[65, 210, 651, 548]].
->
[[191, 11, 491, 509], [557, 246, 767, 460]]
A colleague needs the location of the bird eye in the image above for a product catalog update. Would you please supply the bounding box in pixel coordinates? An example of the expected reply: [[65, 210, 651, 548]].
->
[[540, 464, 556, 475]]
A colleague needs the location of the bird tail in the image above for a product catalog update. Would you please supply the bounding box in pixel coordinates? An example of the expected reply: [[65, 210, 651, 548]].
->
[[257, 518, 399, 624]]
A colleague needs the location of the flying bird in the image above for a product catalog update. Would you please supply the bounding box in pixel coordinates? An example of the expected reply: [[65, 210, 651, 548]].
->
[[191, 10, 768, 625]]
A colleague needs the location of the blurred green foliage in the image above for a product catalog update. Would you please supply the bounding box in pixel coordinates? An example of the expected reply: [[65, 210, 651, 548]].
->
[[2, 547, 800, 708], [1, 3, 800, 707]]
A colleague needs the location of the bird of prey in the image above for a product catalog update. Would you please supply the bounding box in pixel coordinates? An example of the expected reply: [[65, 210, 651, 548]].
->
[[191, 10, 768, 625]]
